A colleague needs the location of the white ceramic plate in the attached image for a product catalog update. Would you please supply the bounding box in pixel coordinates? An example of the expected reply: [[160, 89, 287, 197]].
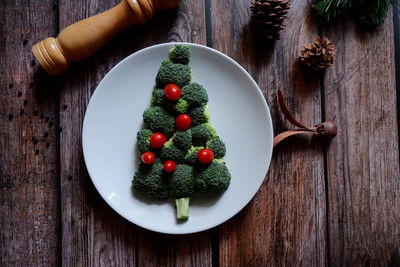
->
[[83, 43, 273, 234]]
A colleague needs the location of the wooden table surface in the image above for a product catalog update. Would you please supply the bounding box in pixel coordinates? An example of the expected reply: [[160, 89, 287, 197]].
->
[[2, 0, 400, 266]]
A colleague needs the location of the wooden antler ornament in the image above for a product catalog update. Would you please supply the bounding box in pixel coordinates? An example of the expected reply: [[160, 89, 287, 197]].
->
[[32, 0, 181, 76], [274, 90, 337, 147]]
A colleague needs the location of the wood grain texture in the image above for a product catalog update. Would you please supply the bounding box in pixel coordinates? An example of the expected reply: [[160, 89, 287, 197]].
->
[[211, 0, 327, 266], [59, 0, 211, 266], [0, 0, 60, 266], [322, 12, 400, 266], [2, 0, 400, 266]]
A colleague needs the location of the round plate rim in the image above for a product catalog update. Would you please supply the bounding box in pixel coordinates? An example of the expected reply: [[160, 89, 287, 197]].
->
[[82, 42, 274, 234]]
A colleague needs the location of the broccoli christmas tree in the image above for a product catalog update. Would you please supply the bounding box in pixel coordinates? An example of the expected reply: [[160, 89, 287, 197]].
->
[[132, 44, 231, 220]]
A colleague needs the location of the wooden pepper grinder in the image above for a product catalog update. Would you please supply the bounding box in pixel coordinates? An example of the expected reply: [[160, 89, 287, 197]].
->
[[32, 0, 181, 76]]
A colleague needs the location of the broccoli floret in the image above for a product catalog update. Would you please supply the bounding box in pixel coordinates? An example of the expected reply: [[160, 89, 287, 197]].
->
[[166, 98, 189, 114], [173, 130, 192, 151], [151, 88, 166, 106], [188, 105, 210, 126], [160, 142, 186, 163], [173, 98, 189, 113], [132, 159, 169, 200], [156, 60, 191, 88], [152, 88, 189, 114], [143, 106, 175, 137], [195, 161, 231, 193], [184, 146, 204, 164], [181, 82, 208, 107], [213, 158, 225, 164], [206, 136, 226, 158], [169, 45, 191, 65], [190, 123, 216, 146], [170, 164, 195, 198], [136, 129, 152, 154], [169, 164, 195, 219], [164, 137, 173, 147]]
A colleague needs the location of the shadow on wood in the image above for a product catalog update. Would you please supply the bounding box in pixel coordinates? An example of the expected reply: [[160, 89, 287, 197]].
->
[[240, 22, 276, 70], [32, 68, 59, 105], [290, 59, 321, 99]]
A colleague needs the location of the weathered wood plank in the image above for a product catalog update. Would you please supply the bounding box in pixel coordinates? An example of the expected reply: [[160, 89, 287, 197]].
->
[[211, 0, 327, 266], [59, 0, 211, 266], [0, 0, 60, 266], [322, 12, 400, 266]]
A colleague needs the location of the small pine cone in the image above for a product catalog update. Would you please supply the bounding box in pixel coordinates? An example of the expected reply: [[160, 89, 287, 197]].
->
[[250, 0, 291, 40], [299, 37, 337, 70]]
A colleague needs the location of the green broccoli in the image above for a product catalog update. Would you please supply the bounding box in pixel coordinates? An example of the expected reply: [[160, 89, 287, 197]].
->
[[206, 136, 226, 158], [152, 88, 189, 114], [169, 164, 195, 219], [136, 129, 152, 154], [169, 45, 191, 65], [195, 161, 231, 193], [181, 82, 208, 107], [133, 45, 232, 220], [190, 123, 216, 146], [188, 105, 210, 126], [173, 130, 192, 151], [166, 98, 189, 114], [156, 60, 191, 88], [132, 159, 169, 200], [184, 146, 204, 164], [143, 106, 175, 137], [160, 140, 186, 163], [151, 88, 166, 106]]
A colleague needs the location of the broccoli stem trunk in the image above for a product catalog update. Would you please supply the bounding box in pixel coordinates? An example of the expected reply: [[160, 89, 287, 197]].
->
[[175, 198, 190, 220]]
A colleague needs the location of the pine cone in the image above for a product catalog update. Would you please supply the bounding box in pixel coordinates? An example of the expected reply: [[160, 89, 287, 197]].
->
[[299, 37, 337, 70], [250, 0, 291, 40]]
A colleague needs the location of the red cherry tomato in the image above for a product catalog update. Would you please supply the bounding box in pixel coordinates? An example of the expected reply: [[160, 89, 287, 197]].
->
[[150, 132, 166, 149], [176, 114, 191, 131], [164, 83, 181, 101], [164, 160, 177, 173], [197, 149, 214, 164], [141, 152, 155, 165]]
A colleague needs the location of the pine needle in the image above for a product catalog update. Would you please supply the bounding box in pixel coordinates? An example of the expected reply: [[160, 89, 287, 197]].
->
[[312, 0, 394, 25]]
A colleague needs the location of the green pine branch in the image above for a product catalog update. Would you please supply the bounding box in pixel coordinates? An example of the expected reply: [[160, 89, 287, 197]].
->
[[313, 0, 353, 22], [356, 0, 394, 26], [312, 0, 394, 26]]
